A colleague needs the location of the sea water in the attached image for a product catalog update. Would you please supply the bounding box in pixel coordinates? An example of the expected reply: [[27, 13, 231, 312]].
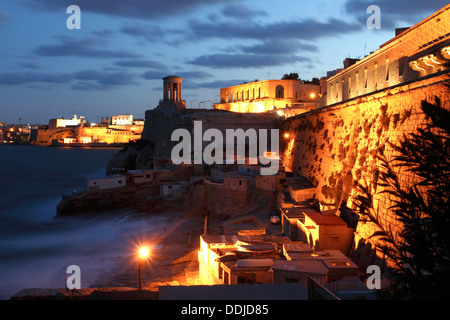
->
[[0, 145, 168, 299]]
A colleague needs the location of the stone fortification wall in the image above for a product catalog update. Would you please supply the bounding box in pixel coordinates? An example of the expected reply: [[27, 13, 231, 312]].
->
[[281, 73, 450, 266]]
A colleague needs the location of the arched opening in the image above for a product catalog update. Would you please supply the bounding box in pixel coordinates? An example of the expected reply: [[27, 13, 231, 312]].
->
[[275, 85, 284, 98]]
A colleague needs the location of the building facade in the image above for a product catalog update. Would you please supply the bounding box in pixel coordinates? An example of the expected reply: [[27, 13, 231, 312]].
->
[[326, 5, 450, 106], [214, 79, 320, 116]]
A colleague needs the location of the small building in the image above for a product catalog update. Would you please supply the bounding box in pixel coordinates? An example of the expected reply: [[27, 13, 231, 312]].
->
[[213, 79, 320, 116], [153, 157, 174, 169], [255, 172, 286, 192], [223, 176, 250, 192], [281, 207, 306, 240], [297, 211, 355, 254], [272, 249, 359, 286], [86, 175, 126, 192], [160, 182, 187, 198], [210, 167, 237, 182], [282, 242, 314, 259], [111, 114, 133, 126], [287, 177, 316, 204], [198, 235, 290, 286]]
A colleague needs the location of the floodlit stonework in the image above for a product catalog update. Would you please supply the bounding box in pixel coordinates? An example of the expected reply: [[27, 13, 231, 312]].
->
[[326, 6, 450, 106], [214, 79, 320, 116]]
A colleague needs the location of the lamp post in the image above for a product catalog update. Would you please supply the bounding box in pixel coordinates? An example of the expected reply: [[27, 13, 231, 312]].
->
[[138, 247, 149, 290]]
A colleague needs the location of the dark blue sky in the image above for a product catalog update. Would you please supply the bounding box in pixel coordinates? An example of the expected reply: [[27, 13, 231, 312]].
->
[[0, 0, 448, 124]]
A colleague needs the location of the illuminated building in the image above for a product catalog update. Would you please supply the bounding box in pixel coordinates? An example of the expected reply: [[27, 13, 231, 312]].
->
[[213, 79, 320, 117], [326, 5, 450, 106]]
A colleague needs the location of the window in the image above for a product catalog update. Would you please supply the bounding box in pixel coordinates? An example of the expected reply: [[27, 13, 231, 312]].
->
[[348, 76, 352, 94], [275, 85, 284, 98], [399, 57, 405, 76], [364, 68, 368, 89], [385, 59, 390, 81]]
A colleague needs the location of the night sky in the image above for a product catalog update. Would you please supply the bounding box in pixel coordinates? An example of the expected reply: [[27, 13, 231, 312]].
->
[[0, 0, 448, 124]]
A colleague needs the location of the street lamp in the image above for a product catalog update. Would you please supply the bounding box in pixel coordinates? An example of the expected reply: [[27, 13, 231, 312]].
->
[[138, 246, 150, 290]]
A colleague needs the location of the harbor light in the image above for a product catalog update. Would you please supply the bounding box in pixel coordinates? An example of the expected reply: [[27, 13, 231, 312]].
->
[[139, 247, 150, 259], [138, 246, 150, 290]]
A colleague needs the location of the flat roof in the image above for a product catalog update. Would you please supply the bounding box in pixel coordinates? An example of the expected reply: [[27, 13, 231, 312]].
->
[[282, 206, 318, 219], [272, 259, 329, 275], [304, 212, 347, 226], [287, 250, 349, 261], [201, 234, 291, 246], [283, 243, 313, 253]]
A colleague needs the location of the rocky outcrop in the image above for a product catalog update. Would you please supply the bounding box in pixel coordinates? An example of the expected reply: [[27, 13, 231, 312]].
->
[[106, 139, 155, 175], [56, 184, 161, 216]]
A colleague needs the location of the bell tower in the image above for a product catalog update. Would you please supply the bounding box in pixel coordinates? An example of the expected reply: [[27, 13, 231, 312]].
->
[[158, 75, 186, 112]]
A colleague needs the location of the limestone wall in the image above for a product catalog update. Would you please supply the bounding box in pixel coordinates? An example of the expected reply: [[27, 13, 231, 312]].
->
[[281, 73, 450, 265]]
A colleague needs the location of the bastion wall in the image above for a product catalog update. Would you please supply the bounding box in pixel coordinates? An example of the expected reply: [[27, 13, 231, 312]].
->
[[281, 73, 450, 268]]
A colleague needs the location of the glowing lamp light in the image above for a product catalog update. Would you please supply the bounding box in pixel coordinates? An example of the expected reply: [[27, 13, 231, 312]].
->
[[277, 110, 284, 117], [284, 133, 290, 139], [139, 247, 150, 259], [310, 93, 316, 99], [137, 246, 150, 290]]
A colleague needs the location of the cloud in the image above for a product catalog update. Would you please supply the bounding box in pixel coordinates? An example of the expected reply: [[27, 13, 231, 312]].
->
[[70, 82, 115, 91], [189, 52, 311, 69], [120, 21, 190, 46], [17, 61, 43, 69], [141, 69, 213, 81], [73, 69, 137, 86], [34, 36, 141, 59], [220, 3, 267, 19], [345, 0, 449, 29], [0, 71, 71, 85], [177, 71, 214, 79], [141, 70, 172, 80], [184, 79, 249, 90], [0, 11, 10, 27], [113, 59, 167, 69], [187, 17, 363, 41], [16, 0, 236, 19], [238, 39, 319, 55], [70, 69, 140, 91]]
